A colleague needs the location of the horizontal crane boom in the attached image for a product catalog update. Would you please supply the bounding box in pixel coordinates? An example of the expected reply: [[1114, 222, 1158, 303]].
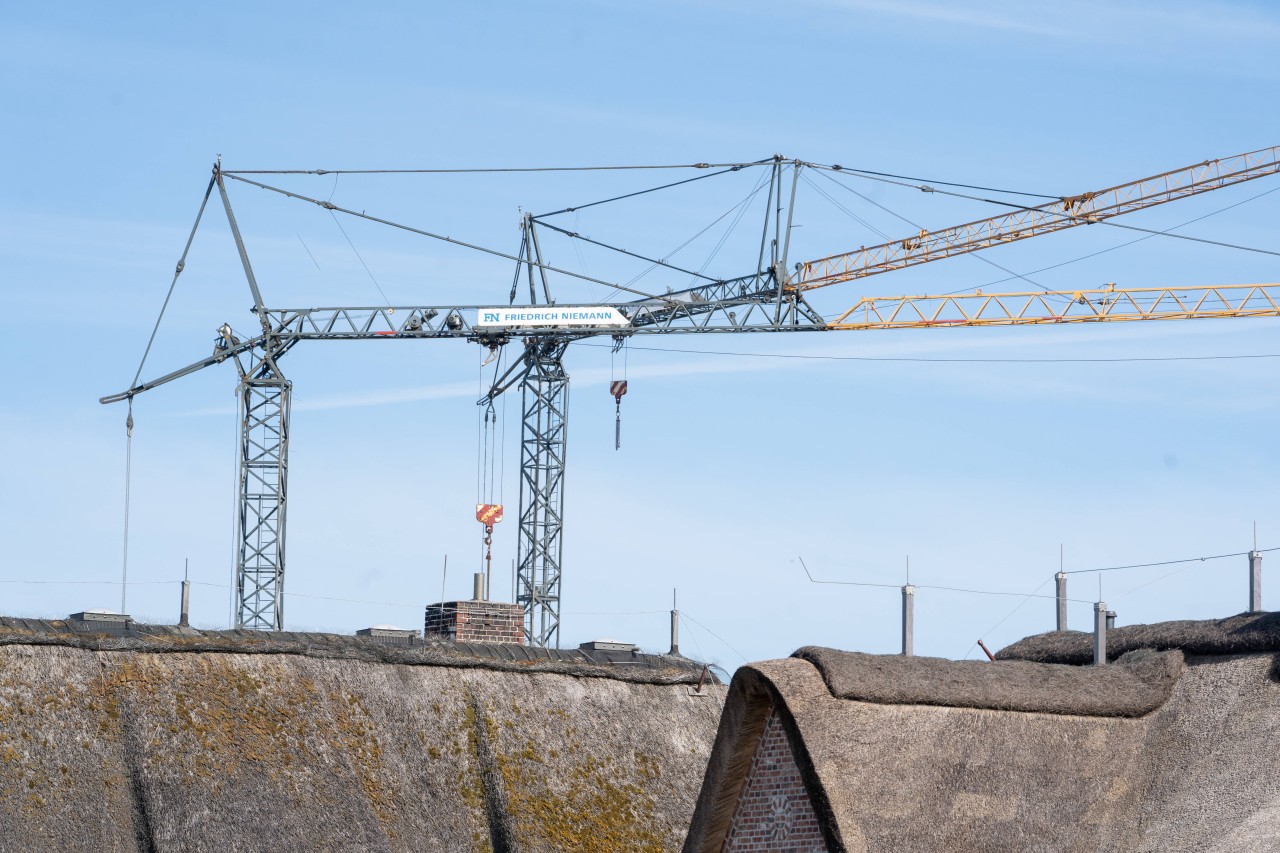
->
[[102, 283, 1280, 404], [828, 283, 1280, 330], [797, 145, 1280, 290]]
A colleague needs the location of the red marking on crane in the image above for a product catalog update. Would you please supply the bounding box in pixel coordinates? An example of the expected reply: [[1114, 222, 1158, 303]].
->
[[610, 380, 628, 400], [374, 330, 398, 336], [476, 504, 503, 526]]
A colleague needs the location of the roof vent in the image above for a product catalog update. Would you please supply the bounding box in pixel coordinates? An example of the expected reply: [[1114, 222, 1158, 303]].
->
[[68, 610, 132, 635], [356, 626, 420, 646], [580, 639, 637, 653], [69, 610, 130, 624], [579, 639, 641, 663]]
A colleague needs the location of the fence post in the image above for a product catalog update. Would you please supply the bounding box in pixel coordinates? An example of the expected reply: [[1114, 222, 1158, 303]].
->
[[670, 589, 680, 655], [1094, 601, 1108, 666], [1250, 550, 1263, 613], [902, 584, 915, 656], [1056, 571, 1068, 632]]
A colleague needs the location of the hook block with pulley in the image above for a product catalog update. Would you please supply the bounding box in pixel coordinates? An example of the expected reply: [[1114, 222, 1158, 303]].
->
[[609, 381, 628, 451], [476, 503, 503, 600]]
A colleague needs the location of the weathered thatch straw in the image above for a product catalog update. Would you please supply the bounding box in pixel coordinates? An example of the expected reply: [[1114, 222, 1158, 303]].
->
[[0, 620, 725, 852], [795, 645, 1182, 717], [0, 617, 708, 685], [686, 616, 1280, 852], [997, 609, 1280, 664]]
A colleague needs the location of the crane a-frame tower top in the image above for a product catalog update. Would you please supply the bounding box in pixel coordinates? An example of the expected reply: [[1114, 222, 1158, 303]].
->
[[102, 145, 1280, 645]]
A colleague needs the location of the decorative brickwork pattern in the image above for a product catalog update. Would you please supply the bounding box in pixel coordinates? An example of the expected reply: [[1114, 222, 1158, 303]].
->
[[424, 600, 525, 645], [722, 710, 826, 852]]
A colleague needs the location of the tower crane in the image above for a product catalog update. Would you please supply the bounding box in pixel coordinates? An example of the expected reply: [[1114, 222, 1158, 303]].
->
[[101, 145, 1280, 645]]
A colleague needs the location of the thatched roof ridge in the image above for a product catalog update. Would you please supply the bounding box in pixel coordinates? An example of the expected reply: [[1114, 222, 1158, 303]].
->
[[794, 645, 1183, 717], [997, 610, 1280, 665], [0, 617, 711, 686]]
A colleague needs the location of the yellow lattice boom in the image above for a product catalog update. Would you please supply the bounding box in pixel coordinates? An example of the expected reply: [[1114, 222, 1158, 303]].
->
[[827, 283, 1280, 330], [795, 145, 1280, 291]]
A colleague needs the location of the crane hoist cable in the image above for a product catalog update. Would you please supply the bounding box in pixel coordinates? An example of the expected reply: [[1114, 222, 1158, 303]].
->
[[476, 348, 507, 599], [120, 400, 133, 616]]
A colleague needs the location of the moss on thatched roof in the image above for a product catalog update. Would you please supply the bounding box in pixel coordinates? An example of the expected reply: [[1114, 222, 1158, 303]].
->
[[997, 610, 1280, 665], [0, 621, 725, 851]]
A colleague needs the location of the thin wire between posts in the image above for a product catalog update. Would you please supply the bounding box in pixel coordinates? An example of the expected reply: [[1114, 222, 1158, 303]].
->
[[799, 557, 1092, 602], [963, 575, 1055, 661], [0, 579, 179, 586], [1063, 546, 1279, 574], [680, 610, 750, 665]]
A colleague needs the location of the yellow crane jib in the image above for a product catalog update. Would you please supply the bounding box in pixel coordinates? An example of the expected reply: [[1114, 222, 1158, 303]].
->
[[827, 283, 1280, 330]]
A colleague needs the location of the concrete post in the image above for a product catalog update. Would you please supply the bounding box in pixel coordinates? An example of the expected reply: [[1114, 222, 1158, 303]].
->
[[1094, 601, 1108, 666], [1055, 571, 1068, 632], [670, 610, 680, 656], [1249, 551, 1263, 613], [472, 573, 485, 601], [179, 579, 191, 627], [902, 584, 915, 657]]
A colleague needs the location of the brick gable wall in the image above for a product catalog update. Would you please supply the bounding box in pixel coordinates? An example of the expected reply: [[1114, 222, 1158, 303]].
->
[[722, 710, 827, 852]]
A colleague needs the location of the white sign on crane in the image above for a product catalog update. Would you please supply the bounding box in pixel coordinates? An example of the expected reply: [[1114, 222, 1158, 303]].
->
[[475, 306, 629, 328]]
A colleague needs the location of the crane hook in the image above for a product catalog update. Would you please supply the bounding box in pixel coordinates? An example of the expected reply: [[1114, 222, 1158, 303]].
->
[[610, 380, 628, 450]]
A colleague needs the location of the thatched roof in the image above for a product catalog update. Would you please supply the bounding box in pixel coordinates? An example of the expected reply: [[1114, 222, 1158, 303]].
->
[[0, 616, 711, 686], [997, 610, 1280, 664], [0, 620, 724, 852], [686, 621, 1280, 852], [794, 645, 1182, 717]]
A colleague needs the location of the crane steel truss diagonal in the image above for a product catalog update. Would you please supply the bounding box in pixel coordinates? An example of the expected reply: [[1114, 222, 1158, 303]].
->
[[829, 284, 1280, 330], [516, 339, 570, 647], [796, 145, 1280, 290], [237, 367, 289, 630], [102, 147, 1280, 642]]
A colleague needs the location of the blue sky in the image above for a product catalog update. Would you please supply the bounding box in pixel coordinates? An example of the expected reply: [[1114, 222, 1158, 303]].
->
[[2, 1, 1279, 670]]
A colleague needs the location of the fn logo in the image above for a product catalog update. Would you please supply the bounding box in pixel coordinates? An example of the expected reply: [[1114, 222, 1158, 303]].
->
[[483, 312, 500, 322]]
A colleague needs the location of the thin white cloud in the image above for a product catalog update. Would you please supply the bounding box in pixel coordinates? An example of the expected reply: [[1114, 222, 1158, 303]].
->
[[731, 0, 1280, 49], [804, 0, 1069, 36]]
